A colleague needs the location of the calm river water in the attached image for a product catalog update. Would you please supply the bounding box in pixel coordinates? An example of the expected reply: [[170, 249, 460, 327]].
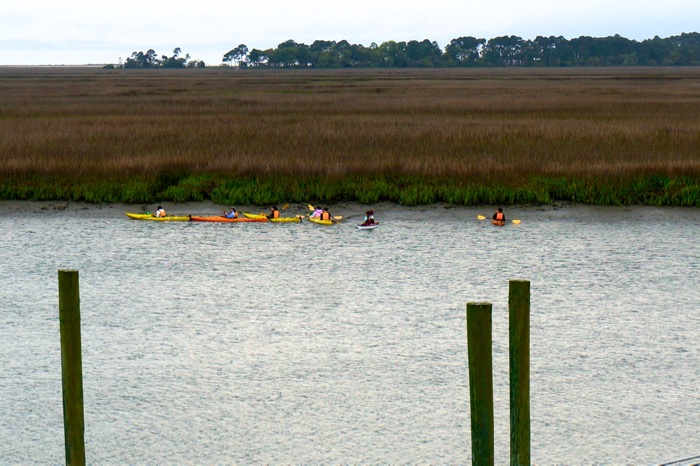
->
[[1, 202, 698, 464]]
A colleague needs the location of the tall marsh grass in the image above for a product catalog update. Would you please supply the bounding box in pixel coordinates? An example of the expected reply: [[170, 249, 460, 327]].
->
[[1, 67, 699, 205]]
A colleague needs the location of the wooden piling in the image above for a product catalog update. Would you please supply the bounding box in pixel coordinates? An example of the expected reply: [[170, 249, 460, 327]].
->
[[466, 302, 494, 466], [58, 270, 85, 466], [509, 280, 530, 466]]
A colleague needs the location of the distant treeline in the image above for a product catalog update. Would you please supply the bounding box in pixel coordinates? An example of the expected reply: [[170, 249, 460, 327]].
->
[[221, 32, 700, 68], [116, 47, 206, 68]]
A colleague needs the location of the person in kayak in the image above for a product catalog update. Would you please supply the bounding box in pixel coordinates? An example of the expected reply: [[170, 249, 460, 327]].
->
[[268, 206, 281, 219], [361, 210, 375, 226], [155, 206, 166, 217], [493, 208, 506, 222], [223, 207, 238, 219], [311, 207, 324, 218], [320, 208, 332, 221]]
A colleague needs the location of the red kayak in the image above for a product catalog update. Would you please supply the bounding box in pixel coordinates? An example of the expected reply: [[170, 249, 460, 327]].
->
[[190, 216, 267, 223]]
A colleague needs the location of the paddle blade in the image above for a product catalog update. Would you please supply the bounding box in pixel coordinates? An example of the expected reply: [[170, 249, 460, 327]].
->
[[512, 219, 521, 224], [307, 204, 315, 211], [281, 204, 289, 210], [477, 215, 486, 220], [332, 216, 343, 221]]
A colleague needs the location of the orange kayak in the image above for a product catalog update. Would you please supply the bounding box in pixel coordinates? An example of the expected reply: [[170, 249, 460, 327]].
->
[[190, 216, 267, 223], [491, 219, 506, 226]]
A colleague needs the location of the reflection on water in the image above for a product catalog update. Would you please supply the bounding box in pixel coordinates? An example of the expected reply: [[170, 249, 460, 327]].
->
[[1, 204, 698, 463]]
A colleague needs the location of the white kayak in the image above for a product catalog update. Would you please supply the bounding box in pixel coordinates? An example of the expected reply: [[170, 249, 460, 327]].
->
[[358, 223, 379, 230]]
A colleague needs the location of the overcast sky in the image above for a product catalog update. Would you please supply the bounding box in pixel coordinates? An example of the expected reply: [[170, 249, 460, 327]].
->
[[1, 0, 699, 66]]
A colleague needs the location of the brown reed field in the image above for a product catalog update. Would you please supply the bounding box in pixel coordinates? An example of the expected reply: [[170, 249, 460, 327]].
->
[[1, 66, 699, 205]]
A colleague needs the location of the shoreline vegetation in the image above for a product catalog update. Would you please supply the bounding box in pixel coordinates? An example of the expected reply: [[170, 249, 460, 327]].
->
[[123, 32, 700, 69], [1, 175, 698, 207], [1, 67, 699, 207]]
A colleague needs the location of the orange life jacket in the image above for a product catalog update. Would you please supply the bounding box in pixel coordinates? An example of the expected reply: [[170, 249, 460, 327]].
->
[[272, 210, 280, 218], [495, 212, 504, 221], [320, 212, 331, 220]]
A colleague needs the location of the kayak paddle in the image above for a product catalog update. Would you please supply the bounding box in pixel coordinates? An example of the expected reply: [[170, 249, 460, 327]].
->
[[477, 214, 521, 224]]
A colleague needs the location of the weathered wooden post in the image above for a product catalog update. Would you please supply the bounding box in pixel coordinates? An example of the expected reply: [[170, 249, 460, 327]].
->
[[509, 280, 530, 466], [466, 302, 494, 466], [58, 270, 85, 466]]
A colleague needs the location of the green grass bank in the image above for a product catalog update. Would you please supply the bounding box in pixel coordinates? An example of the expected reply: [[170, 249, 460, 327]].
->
[[1, 175, 698, 207]]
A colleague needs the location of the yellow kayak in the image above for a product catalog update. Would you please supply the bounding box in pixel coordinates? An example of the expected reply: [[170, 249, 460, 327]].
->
[[126, 212, 190, 222], [307, 204, 343, 221], [308, 216, 334, 226], [242, 212, 302, 223]]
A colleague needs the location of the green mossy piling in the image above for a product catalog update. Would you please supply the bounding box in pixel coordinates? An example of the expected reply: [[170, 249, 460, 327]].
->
[[509, 280, 531, 466], [58, 270, 86, 466], [466, 302, 494, 465]]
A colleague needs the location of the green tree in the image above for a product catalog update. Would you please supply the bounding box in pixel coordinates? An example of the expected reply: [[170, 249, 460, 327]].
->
[[667, 32, 700, 65], [124, 49, 159, 68], [332, 40, 356, 67], [307, 40, 334, 67], [527, 36, 574, 66], [162, 47, 188, 68], [482, 36, 524, 66], [223, 44, 249, 66], [444, 36, 485, 66], [405, 39, 441, 66], [377, 41, 408, 67], [247, 48, 268, 67], [638, 36, 670, 65]]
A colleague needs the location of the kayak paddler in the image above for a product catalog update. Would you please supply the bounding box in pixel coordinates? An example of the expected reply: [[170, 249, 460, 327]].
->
[[492, 208, 506, 222], [155, 206, 166, 218], [320, 208, 332, 221], [361, 210, 375, 226], [223, 207, 238, 219], [267, 206, 281, 219]]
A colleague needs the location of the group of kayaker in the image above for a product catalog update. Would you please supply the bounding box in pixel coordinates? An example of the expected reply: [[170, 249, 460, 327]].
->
[[222, 206, 281, 219], [155, 204, 508, 224], [223, 205, 338, 222]]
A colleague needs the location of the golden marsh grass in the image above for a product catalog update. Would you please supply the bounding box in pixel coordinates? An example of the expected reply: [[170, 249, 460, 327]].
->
[[0, 66, 699, 203]]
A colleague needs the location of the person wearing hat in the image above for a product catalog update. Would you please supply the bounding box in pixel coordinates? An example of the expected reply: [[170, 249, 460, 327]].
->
[[223, 207, 238, 219], [155, 205, 167, 218], [361, 210, 375, 226]]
